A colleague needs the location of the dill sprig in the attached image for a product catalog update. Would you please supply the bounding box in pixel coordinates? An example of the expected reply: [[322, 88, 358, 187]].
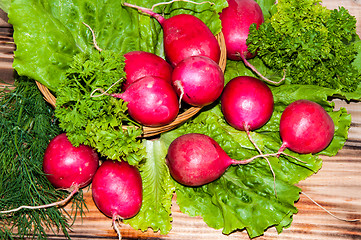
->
[[0, 77, 86, 239]]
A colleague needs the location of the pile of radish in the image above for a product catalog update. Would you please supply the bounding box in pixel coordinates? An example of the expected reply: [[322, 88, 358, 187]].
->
[[88, 0, 227, 128], [6, 0, 345, 238], [166, 99, 335, 186], [108, 20, 225, 125], [25, 1, 227, 238], [111, 49, 225, 127]]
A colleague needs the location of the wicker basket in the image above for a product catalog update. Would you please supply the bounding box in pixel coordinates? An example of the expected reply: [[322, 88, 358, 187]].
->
[[36, 32, 227, 137]]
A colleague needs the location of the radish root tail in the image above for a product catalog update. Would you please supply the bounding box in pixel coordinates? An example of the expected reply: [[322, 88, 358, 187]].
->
[[244, 124, 277, 197], [90, 78, 124, 98], [82, 22, 103, 52], [301, 191, 360, 222], [0, 186, 79, 215], [173, 80, 184, 108], [112, 215, 123, 240]]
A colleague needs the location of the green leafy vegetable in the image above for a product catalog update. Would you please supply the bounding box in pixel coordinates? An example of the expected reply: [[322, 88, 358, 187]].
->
[[0, 0, 11, 13], [0, 78, 85, 239], [248, 0, 361, 96], [6, 0, 356, 238], [124, 139, 175, 234]]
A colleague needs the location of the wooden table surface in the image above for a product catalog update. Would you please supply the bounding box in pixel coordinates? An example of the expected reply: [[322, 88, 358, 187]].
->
[[1, 1, 361, 239]]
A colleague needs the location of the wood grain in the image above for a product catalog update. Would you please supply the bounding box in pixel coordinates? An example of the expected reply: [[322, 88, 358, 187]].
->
[[1, 1, 361, 239]]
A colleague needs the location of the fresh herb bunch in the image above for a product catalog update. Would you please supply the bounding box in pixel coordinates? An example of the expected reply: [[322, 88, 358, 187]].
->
[[55, 49, 145, 165], [247, 0, 361, 92], [0, 78, 85, 239]]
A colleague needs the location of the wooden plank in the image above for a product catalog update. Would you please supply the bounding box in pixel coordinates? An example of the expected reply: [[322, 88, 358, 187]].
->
[[0, 9, 14, 84], [1, 1, 361, 239]]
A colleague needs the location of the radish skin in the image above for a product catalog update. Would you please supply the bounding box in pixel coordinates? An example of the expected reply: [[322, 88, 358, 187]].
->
[[92, 160, 142, 219], [219, 0, 264, 60], [113, 76, 179, 127], [43, 133, 99, 190], [123, 51, 173, 90], [221, 76, 274, 131], [278, 99, 335, 154], [171, 55, 224, 107]]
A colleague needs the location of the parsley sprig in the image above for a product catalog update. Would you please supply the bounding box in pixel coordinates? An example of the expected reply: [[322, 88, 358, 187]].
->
[[55, 49, 145, 165]]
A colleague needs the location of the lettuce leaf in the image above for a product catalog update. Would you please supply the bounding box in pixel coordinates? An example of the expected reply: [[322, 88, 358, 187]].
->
[[0, 0, 11, 13], [124, 139, 175, 234]]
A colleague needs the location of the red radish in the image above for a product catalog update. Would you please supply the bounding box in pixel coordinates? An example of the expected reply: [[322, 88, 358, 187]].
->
[[123, 2, 220, 67], [171, 55, 224, 107], [219, 0, 264, 60], [0, 133, 99, 214], [278, 99, 335, 154], [123, 51, 173, 90], [219, 0, 285, 85], [112, 76, 179, 127], [221, 76, 276, 193], [221, 76, 274, 132], [166, 133, 279, 186], [92, 160, 142, 239], [43, 133, 99, 190]]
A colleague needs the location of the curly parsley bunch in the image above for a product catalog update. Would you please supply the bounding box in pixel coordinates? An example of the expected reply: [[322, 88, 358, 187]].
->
[[247, 0, 361, 92]]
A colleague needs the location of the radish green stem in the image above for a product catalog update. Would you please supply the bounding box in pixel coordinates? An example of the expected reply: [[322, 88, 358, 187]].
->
[[230, 152, 280, 165], [123, 2, 165, 24], [0, 186, 79, 214], [277, 143, 308, 164], [124, 1, 214, 24], [90, 78, 124, 98]]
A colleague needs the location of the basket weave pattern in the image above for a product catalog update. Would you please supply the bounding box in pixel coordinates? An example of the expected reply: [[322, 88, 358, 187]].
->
[[36, 32, 227, 137]]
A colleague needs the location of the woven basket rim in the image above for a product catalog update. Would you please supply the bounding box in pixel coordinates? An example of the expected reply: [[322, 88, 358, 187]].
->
[[36, 31, 227, 137]]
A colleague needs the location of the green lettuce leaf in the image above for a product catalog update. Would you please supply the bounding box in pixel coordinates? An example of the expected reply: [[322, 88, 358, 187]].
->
[[0, 0, 11, 13], [124, 139, 175, 234], [254, 0, 278, 20]]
